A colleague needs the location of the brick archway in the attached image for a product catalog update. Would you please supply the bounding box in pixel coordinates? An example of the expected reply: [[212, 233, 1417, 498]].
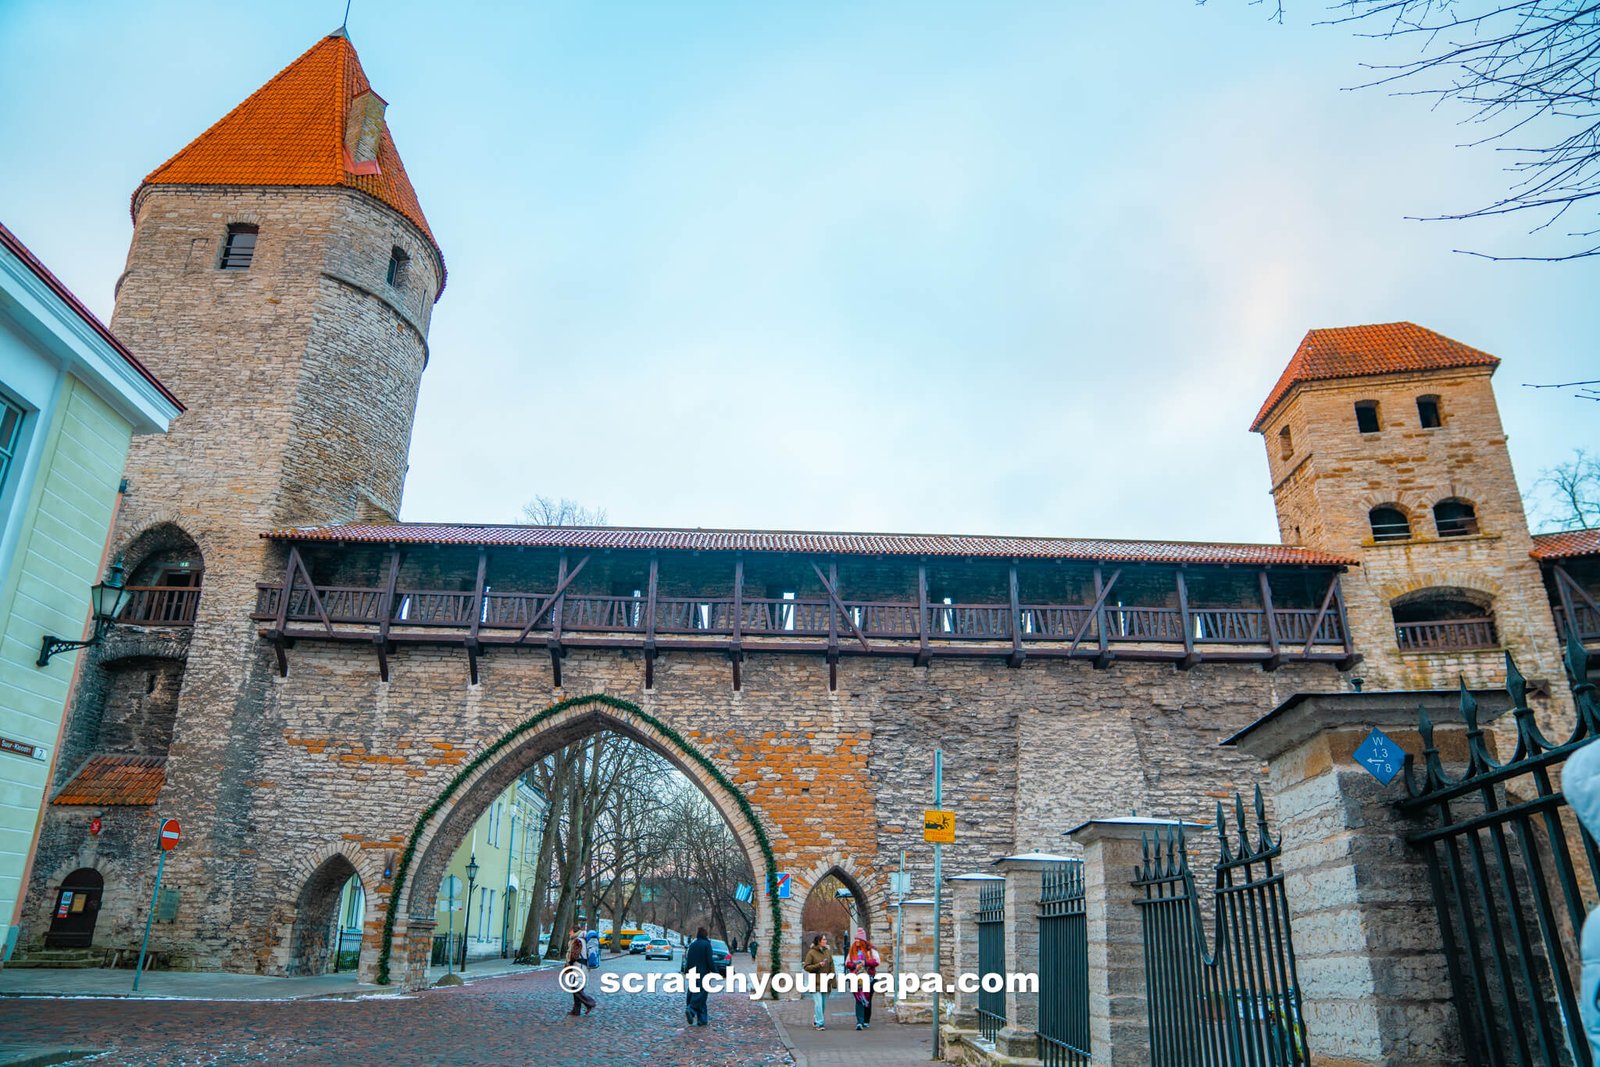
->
[[377, 694, 780, 988]]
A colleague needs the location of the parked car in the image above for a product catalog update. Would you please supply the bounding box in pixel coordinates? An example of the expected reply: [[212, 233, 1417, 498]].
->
[[709, 939, 731, 974], [644, 938, 673, 961], [629, 934, 651, 954]]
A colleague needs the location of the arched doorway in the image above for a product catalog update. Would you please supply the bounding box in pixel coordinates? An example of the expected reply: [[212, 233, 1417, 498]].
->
[[379, 694, 777, 988], [288, 854, 364, 976], [45, 868, 103, 948], [799, 866, 871, 961]]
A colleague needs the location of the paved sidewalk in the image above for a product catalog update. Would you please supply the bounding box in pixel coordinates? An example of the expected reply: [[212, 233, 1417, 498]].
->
[[0, 955, 547, 1000], [766, 994, 934, 1066]]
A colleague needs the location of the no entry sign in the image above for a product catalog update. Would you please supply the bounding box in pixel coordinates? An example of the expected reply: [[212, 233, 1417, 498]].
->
[[159, 818, 181, 851]]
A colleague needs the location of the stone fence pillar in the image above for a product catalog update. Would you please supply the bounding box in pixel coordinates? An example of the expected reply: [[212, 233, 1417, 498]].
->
[[947, 873, 1003, 1034], [1225, 689, 1492, 1067], [993, 853, 1075, 1060], [1069, 818, 1187, 1067], [891, 898, 937, 1022]]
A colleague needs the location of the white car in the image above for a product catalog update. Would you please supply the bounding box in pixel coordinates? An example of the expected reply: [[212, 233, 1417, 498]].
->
[[644, 938, 673, 961]]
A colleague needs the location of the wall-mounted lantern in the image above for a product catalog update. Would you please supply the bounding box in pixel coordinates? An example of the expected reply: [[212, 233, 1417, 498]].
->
[[37, 557, 131, 667]]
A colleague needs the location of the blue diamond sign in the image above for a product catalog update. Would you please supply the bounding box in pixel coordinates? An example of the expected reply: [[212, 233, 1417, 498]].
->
[[1354, 726, 1405, 785]]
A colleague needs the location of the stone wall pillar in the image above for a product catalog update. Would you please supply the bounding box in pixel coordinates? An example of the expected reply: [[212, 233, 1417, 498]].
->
[[1226, 689, 1489, 1067], [891, 898, 937, 1021], [946, 873, 1003, 1032], [993, 853, 1073, 1059], [1070, 818, 1184, 1067]]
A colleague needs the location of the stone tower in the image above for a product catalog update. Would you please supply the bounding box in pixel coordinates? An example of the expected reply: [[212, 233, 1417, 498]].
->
[[1252, 322, 1562, 694], [22, 32, 443, 967]]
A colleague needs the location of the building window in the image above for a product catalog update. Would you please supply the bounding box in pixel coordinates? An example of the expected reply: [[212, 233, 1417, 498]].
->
[[1354, 400, 1380, 434], [386, 246, 408, 287], [218, 224, 258, 271], [1417, 394, 1442, 428], [0, 394, 23, 502], [1278, 425, 1293, 459], [1434, 498, 1479, 537], [1368, 505, 1411, 542], [1393, 589, 1497, 652]]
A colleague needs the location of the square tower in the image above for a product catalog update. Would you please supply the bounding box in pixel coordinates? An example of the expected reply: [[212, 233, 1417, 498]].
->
[[1252, 322, 1562, 692]]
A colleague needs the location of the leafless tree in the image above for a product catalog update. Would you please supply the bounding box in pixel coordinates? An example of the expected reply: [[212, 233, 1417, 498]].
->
[[520, 495, 608, 527], [1206, 1, 1600, 260], [1527, 447, 1600, 530]]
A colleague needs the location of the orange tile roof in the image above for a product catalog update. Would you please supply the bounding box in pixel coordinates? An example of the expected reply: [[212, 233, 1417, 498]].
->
[[136, 32, 443, 295], [53, 755, 166, 807], [264, 521, 1357, 566], [1532, 528, 1600, 560], [1251, 322, 1500, 431]]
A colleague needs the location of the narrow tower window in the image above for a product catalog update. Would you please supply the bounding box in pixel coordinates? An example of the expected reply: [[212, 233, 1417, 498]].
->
[[386, 246, 409, 287], [1417, 394, 1442, 428], [1433, 499, 1478, 537], [1354, 400, 1380, 434], [1368, 506, 1411, 542], [1278, 425, 1293, 459], [219, 224, 258, 271]]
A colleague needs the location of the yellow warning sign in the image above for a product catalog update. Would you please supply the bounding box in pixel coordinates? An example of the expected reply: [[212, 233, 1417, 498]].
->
[[923, 809, 955, 844]]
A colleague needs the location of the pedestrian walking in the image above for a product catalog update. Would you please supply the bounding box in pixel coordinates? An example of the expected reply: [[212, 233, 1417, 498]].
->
[[803, 934, 833, 1030], [844, 927, 881, 1030], [749, 938, 757, 962], [681, 927, 714, 1027], [566, 926, 597, 1016]]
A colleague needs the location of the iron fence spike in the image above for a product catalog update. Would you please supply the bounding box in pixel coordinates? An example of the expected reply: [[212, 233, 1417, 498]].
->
[[1234, 791, 1252, 855]]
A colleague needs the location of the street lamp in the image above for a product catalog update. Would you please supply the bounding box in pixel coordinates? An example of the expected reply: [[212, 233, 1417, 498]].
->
[[37, 557, 132, 667], [461, 853, 480, 971]]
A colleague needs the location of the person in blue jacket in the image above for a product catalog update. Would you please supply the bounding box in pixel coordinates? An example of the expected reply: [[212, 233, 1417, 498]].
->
[[1566, 737, 1600, 1057]]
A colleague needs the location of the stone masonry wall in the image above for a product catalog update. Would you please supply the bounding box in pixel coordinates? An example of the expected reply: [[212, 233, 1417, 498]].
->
[[30, 631, 1336, 983]]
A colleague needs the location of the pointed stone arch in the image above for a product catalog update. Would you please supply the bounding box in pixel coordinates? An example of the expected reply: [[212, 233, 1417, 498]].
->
[[376, 694, 780, 987], [794, 857, 883, 948], [282, 841, 380, 976]]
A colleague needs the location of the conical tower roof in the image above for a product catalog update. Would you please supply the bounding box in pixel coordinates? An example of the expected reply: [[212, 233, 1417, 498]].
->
[[136, 32, 443, 293]]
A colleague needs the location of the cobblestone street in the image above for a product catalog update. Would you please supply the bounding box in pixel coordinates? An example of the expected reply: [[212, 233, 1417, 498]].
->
[[0, 960, 793, 1066]]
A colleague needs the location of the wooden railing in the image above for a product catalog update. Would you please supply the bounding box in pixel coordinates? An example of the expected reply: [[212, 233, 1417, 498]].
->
[[1554, 604, 1600, 644], [1395, 617, 1498, 653], [254, 583, 1349, 648], [118, 586, 201, 626]]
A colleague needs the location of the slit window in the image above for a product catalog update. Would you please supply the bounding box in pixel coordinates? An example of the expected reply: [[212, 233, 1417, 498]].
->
[[1368, 506, 1411, 542], [386, 246, 408, 287], [1278, 425, 1293, 459], [1354, 400, 1380, 434], [219, 224, 258, 270], [1417, 395, 1442, 428], [1434, 499, 1478, 537]]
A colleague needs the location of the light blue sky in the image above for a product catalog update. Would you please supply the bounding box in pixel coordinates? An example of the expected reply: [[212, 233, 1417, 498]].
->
[[1, 1, 1592, 542]]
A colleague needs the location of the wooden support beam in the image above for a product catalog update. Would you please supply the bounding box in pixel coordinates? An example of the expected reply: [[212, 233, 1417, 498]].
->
[[376, 548, 403, 682], [731, 558, 744, 691], [1069, 567, 1120, 655], [469, 549, 487, 644], [1007, 562, 1024, 668], [270, 547, 294, 677], [1300, 571, 1340, 657], [811, 562, 871, 652], [644, 553, 658, 690], [1175, 567, 1198, 670], [1333, 574, 1358, 670], [1555, 563, 1600, 620], [287, 547, 334, 637], [513, 554, 590, 643], [915, 565, 931, 667], [546, 550, 568, 687], [467, 641, 480, 686], [1258, 569, 1281, 671]]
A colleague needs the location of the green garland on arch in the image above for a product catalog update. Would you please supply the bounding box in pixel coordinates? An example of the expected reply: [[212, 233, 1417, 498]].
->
[[375, 693, 782, 985]]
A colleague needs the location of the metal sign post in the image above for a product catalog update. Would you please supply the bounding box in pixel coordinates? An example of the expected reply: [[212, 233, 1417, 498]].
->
[[892, 851, 906, 1010], [133, 818, 179, 991], [930, 749, 943, 1060]]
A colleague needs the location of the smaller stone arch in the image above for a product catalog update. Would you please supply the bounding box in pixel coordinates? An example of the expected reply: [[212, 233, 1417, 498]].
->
[[1367, 503, 1413, 543], [44, 867, 104, 948], [794, 858, 882, 952], [117, 521, 205, 626], [1432, 496, 1482, 538], [281, 842, 380, 977]]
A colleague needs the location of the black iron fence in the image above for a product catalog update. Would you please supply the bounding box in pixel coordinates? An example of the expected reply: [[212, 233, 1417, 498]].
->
[[1399, 638, 1600, 1067], [1037, 860, 1089, 1066], [976, 880, 1007, 1044], [1133, 790, 1308, 1067]]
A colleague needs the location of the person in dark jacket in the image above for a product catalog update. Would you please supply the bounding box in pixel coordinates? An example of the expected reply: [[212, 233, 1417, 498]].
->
[[681, 927, 714, 1027]]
